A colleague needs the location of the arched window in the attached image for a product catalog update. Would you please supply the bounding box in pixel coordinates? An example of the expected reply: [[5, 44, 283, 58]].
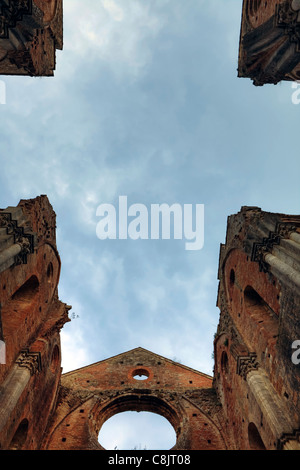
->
[[9, 419, 29, 450], [12, 275, 39, 303], [1, 276, 40, 361], [248, 422, 266, 450], [243, 285, 278, 351], [50, 344, 60, 373], [220, 351, 229, 375]]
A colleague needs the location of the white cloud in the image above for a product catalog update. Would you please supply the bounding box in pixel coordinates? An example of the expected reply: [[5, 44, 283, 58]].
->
[[61, 324, 91, 373], [63, 0, 165, 79], [102, 0, 124, 22]]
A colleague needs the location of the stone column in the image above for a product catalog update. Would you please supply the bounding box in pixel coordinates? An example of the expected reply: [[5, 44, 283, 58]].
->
[[0, 349, 41, 434], [246, 369, 295, 439], [237, 356, 298, 448], [290, 231, 300, 245], [264, 253, 300, 289], [0, 243, 22, 270]]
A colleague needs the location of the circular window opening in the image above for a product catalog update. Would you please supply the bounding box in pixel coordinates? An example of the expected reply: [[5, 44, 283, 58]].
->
[[98, 411, 177, 450], [132, 368, 149, 381]]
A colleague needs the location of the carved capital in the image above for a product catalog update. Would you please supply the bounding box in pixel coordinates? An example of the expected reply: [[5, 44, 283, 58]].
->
[[236, 353, 259, 380], [276, 222, 297, 239], [251, 233, 281, 273], [278, 429, 300, 450], [16, 348, 42, 375], [0, 212, 14, 232], [251, 220, 300, 272]]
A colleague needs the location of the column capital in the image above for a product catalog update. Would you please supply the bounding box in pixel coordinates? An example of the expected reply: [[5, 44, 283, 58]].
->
[[236, 353, 259, 380], [15, 349, 42, 375]]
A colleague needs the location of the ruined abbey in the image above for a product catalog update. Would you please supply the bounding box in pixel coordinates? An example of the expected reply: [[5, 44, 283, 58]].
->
[[0, 0, 300, 451]]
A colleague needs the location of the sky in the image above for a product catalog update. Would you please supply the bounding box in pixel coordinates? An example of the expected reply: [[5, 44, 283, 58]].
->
[[0, 0, 300, 450]]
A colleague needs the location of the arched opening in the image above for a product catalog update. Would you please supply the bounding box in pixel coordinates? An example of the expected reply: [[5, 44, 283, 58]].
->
[[227, 267, 235, 302], [95, 394, 180, 451], [47, 262, 53, 280], [243, 285, 278, 352], [244, 286, 264, 307], [229, 269, 235, 286], [12, 276, 39, 303], [50, 344, 60, 373], [1, 276, 41, 362], [2, 276, 40, 337], [220, 351, 229, 375], [8, 419, 29, 450], [98, 411, 177, 450], [248, 422, 266, 450], [244, 285, 278, 321]]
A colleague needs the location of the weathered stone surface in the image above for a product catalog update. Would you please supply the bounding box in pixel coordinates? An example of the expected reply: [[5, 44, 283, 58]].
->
[[214, 206, 300, 450], [238, 0, 300, 85], [0, 196, 70, 450], [0, 0, 63, 76]]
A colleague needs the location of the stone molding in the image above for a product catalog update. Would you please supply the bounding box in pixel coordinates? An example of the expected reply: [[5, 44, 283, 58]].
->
[[251, 222, 298, 272], [0, 211, 34, 265]]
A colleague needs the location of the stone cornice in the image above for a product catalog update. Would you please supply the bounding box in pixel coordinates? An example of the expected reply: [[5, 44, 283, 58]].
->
[[251, 222, 299, 273]]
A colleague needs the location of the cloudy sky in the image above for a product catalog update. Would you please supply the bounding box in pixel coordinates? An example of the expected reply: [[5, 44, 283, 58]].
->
[[1, 0, 300, 450]]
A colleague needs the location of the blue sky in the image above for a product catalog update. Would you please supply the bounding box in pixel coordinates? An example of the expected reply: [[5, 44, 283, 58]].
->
[[0, 0, 300, 449]]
